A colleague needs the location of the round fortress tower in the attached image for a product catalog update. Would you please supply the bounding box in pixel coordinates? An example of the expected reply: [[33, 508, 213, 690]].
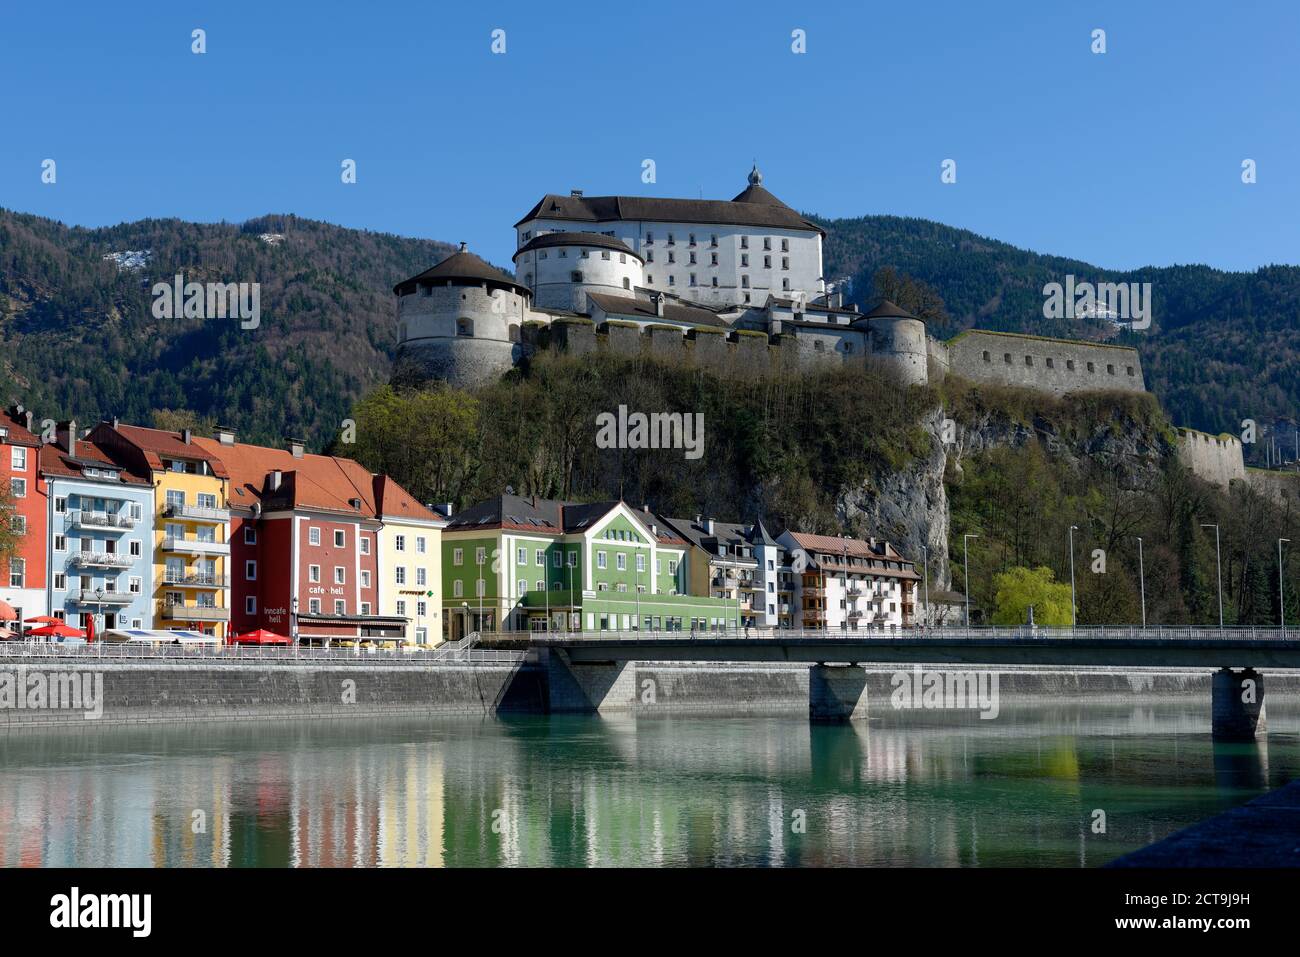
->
[[392, 243, 531, 389], [860, 299, 928, 386], [513, 232, 644, 313]]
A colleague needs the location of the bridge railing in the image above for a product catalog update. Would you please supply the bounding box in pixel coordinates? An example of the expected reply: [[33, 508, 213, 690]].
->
[[0, 639, 532, 665], [488, 625, 1299, 643]]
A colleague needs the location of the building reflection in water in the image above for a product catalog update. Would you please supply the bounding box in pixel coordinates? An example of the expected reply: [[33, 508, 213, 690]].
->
[[0, 701, 1293, 868]]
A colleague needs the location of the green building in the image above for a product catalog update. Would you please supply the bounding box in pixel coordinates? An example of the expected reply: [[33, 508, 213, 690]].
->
[[441, 494, 739, 638]]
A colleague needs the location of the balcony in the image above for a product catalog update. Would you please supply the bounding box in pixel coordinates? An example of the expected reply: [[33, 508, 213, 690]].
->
[[67, 510, 137, 531], [69, 589, 136, 605], [162, 573, 230, 589], [161, 537, 230, 556], [159, 601, 229, 622], [70, 552, 133, 569], [164, 503, 230, 523]]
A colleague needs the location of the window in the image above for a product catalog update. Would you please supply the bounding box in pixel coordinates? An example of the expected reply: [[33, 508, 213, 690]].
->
[[597, 551, 607, 569], [334, 566, 345, 585], [129, 540, 141, 557], [361, 602, 371, 616], [1087, 361, 1096, 373], [475, 547, 485, 566], [244, 526, 257, 544], [655, 558, 662, 574], [129, 577, 141, 594], [764, 256, 771, 268], [334, 529, 345, 548], [9, 558, 23, 588], [636, 554, 645, 572], [453, 548, 463, 566], [518, 578, 527, 595], [54, 534, 66, 552], [396, 600, 406, 615], [616, 553, 626, 571], [359, 535, 370, 555], [309, 565, 321, 583], [8, 514, 24, 535], [309, 599, 321, 614], [453, 580, 463, 598], [361, 569, 371, 588], [10, 447, 27, 470], [457, 318, 474, 337], [517, 547, 527, 565], [334, 600, 346, 615], [55, 496, 67, 514], [668, 560, 678, 575], [1107, 364, 1116, 375], [567, 551, 577, 567], [1025, 355, 1033, 366], [1003, 353, 1012, 364], [1127, 366, 1135, 376], [741, 254, 749, 267], [535, 580, 545, 592], [535, 549, 545, 566], [982, 350, 990, 362], [553, 550, 562, 568], [245, 596, 256, 614], [415, 601, 425, 617], [1046, 357, 1054, 368], [1067, 359, 1076, 371], [740, 236, 749, 249], [309, 527, 321, 546], [417, 567, 426, 586], [245, 560, 257, 580], [9, 477, 25, 499], [416, 537, 426, 554], [570, 271, 583, 283], [781, 238, 789, 252], [396, 566, 407, 585]]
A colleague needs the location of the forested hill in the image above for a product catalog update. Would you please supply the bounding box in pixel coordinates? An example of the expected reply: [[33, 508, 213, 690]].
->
[[0, 209, 455, 447], [817, 213, 1300, 456], [2, 205, 1298, 452]]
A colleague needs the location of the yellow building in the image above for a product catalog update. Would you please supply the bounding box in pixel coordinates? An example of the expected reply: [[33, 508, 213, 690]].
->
[[92, 423, 232, 638], [373, 476, 445, 645]]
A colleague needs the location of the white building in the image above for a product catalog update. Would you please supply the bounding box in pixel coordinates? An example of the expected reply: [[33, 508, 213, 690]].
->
[[777, 530, 920, 631]]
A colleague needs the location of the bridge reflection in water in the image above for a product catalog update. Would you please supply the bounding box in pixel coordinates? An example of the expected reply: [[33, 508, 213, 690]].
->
[[0, 706, 1295, 868]]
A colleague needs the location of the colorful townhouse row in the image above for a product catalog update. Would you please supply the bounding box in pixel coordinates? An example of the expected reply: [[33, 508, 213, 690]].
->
[[1, 406, 920, 643]]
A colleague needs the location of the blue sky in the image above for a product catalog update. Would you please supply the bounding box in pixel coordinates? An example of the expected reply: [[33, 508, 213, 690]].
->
[[2, 0, 1296, 272]]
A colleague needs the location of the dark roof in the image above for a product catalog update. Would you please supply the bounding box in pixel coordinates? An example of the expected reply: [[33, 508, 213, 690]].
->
[[512, 231, 641, 262], [515, 194, 823, 235], [394, 248, 529, 296], [861, 299, 921, 321], [446, 494, 683, 543], [586, 292, 733, 329], [730, 184, 790, 207], [660, 516, 773, 558]]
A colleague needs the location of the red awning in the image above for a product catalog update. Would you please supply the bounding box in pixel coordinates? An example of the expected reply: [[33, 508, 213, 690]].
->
[[229, 628, 291, 646], [27, 623, 86, 638]]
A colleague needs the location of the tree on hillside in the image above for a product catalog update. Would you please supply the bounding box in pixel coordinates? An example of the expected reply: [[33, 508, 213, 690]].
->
[[990, 566, 1074, 626], [871, 266, 952, 332]]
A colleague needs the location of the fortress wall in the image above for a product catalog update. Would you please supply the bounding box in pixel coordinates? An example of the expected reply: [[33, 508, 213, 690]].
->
[[1177, 428, 1247, 488], [1245, 468, 1300, 507], [927, 335, 950, 382], [946, 330, 1145, 396], [551, 320, 597, 356]]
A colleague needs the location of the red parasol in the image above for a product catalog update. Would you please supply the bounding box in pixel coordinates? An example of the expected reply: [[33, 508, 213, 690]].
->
[[229, 628, 291, 646], [24, 615, 61, 624], [27, 623, 86, 639]]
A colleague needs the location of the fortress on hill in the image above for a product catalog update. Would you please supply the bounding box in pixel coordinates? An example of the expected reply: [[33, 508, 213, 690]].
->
[[390, 167, 1275, 498]]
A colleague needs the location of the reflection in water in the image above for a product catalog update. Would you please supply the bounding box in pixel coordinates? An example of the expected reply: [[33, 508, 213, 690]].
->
[[0, 704, 1294, 867]]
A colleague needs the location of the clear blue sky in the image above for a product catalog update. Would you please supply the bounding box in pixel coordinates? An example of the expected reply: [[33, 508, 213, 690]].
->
[[2, 0, 1296, 272]]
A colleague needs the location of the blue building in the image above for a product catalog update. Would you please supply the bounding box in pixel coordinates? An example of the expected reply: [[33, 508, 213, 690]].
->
[[39, 422, 155, 633]]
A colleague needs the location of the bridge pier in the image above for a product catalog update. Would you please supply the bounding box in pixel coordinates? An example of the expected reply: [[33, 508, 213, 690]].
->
[[542, 649, 636, 714], [809, 665, 869, 722], [1211, 668, 1267, 741]]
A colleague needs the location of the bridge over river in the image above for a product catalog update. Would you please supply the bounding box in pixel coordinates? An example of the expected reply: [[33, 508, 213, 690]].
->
[[495, 627, 1300, 740]]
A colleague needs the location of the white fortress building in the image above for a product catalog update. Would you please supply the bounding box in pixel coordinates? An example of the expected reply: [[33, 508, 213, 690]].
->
[[393, 166, 1146, 398]]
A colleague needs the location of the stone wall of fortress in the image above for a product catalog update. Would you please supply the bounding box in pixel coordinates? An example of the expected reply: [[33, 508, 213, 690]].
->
[[946, 329, 1146, 396], [1176, 428, 1247, 489]]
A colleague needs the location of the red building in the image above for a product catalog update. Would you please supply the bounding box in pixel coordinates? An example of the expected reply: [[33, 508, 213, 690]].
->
[[1, 406, 48, 627], [191, 430, 406, 644]]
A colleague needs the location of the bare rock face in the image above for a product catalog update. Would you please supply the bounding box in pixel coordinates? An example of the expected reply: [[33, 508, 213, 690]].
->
[[839, 406, 951, 590]]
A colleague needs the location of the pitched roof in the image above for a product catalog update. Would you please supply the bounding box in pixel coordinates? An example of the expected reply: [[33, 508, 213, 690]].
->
[[515, 194, 823, 235], [39, 438, 149, 485], [393, 248, 529, 296], [447, 494, 684, 544], [0, 409, 41, 448], [861, 299, 921, 322], [373, 475, 442, 524], [191, 437, 379, 516], [586, 291, 734, 329], [783, 530, 919, 578], [103, 423, 230, 478], [513, 231, 642, 261]]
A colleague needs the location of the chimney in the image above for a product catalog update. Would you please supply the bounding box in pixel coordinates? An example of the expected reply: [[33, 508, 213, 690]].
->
[[216, 425, 236, 446], [182, 428, 192, 445], [111, 416, 119, 429], [570, 189, 584, 198], [441, 502, 453, 518], [654, 293, 665, 318], [288, 438, 304, 459], [458, 241, 467, 253], [705, 518, 715, 535], [57, 419, 76, 453], [269, 470, 282, 492]]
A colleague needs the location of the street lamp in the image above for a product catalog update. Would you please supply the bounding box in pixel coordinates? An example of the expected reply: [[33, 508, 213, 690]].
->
[[291, 596, 299, 652], [94, 586, 105, 656], [1136, 537, 1146, 628], [963, 534, 979, 627], [1200, 524, 1224, 629], [1068, 525, 1079, 629], [1279, 538, 1290, 631]]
